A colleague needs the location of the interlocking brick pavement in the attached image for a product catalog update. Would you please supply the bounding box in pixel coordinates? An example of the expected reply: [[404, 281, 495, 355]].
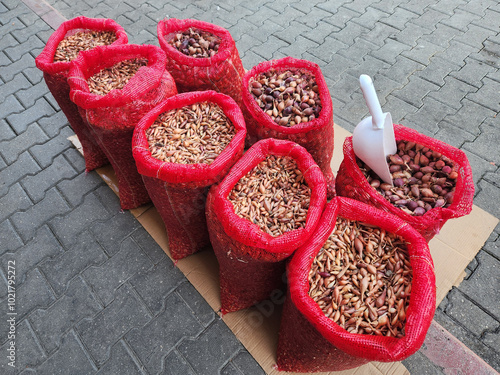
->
[[1, 0, 499, 373]]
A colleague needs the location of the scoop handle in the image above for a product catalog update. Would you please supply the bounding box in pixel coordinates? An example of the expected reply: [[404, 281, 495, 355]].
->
[[360, 74, 384, 130]]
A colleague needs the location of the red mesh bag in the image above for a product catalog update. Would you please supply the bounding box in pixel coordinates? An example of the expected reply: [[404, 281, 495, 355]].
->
[[276, 196, 436, 372], [241, 57, 335, 196], [335, 124, 475, 242], [157, 18, 245, 106], [132, 90, 247, 260], [68, 44, 178, 210], [35, 16, 128, 172], [206, 138, 327, 314]]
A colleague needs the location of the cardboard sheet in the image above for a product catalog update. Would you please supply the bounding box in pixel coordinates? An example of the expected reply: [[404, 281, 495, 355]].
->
[[69, 123, 498, 375]]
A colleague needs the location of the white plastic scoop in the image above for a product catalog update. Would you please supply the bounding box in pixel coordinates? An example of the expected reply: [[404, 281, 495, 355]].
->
[[352, 74, 397, 185]]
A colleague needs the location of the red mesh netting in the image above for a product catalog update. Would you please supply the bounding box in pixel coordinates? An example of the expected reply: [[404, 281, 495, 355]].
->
[[276, 196, 436, 372], [68, 44, 178, 210], [241, 57, 335, 197], [157, 18, 245, 106], [35, 16, 128, 172], [132, 91, 247, 260], [205, 138, 327, 314], [335, 124, 475, 242]]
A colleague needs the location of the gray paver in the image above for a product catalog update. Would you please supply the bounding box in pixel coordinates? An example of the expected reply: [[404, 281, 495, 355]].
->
[[29, 276, 102, 353], [178, 319, 243, 375], [83, 236, 153, 306], [95, 341, 142, 375], [76, 283, 151, 366], [21, 330, 97, 374], [39, 229, 109, 296], [0, 219, 23, 256], [129, 257, 184, 316], [10, 187, 70, 242], [0, 123, 49, 165], [126, 292, 204, 374]]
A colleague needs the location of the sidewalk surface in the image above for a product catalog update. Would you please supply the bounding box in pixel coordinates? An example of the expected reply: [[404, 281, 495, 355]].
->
[[0, 0, 499, 374]]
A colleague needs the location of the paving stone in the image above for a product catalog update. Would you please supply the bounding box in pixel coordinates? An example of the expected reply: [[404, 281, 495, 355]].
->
[[407, 6, 450, 27], [434, 121, 476, 149], [176, 281, 216, 327], [473, 7, 500, 32], [91, 184, 122, 215], [0, 123, 48, 165], [0, 93, 25, 120], [392, 75, 440, 109], [76, 284, 151, 366], [7, 97, 56, 135], [402, 350, 445, 375], [458, 251, 500, 319], [0, 72, 32, 103], [332, 21, 370, 47], [253, 35, 289, 60], [435, 40, 480, 68], [21, 330, 97, 374], [323, 6, 360, 30], [11, 187, 70, 242], [382, 94, 420, 125], [307, 35, 348, 63], [220, 363, 242, 375], [96, 341, 142, 375], [30, 126, 75, 168], [463, 118, 500, 165], [128, 257, 183, 316], [49, 192, 112, 248], [0, 183, 32, 223], [0, 15, 24, 37], [231, 351, 266, 375], [11, 18, 51, 44], [161, 350, 196, 375], [279, 35, 318, 59], [21, 154, 77, 203], [0, 225, 63, 288], [451, 57, 497, 89], [474, 178, 500, 219], [227, 18, 258, 43], [483, 226, 500, 261], [443, 288, 500, 337], [0, 2, 31, 25], [0, 117, 16, 142], [4, 34, 44, 62], [126, 292, 204, 374], [0, 219, 23, 256], [2, 268, 55, 323], [83, 236, 153, 306], [444, 98, 496, 136], [89, 211, 141, 256], [0, 151, 41, 197], [466, 77, 500, 112], [404, 96, 458, 135], [432, 308, 500, 371], [338, 37, 379, 65], [39, 230, 108, 296], [371, 38, 412, 64], [178, 319, 244, 375], [428, 76, 478, 110], [62, 147, 86, 174], [350, 6, 388, 30], [15, 76, 50, 109], [0, 320, 47, 374], [401, 39, 446, 66], [454, 24, 496, 50], [130, 226, 167, 264], [379, 55, 425, 85], [30, 276, 102, 354], [57, 171, 105, 207]]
